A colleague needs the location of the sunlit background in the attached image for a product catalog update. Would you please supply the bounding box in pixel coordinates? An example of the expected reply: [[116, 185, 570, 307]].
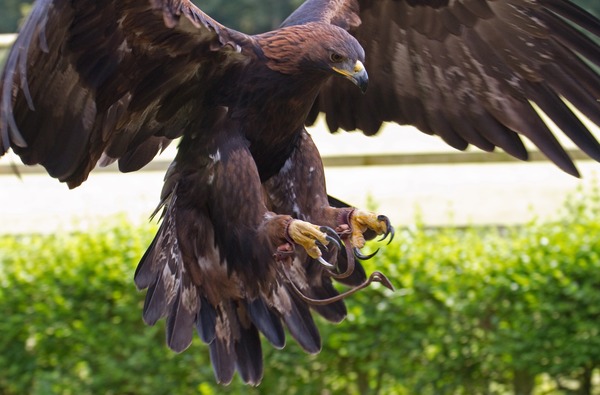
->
[[2, 1, 600, 394]]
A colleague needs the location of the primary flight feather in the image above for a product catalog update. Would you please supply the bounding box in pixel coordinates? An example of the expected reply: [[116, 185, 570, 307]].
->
[[1, 0, 599, 385]]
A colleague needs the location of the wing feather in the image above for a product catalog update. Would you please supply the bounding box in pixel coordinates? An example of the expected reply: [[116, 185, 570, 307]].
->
[[543, 0, 600, 36], [526, 82, 600, 162], [300, 0, 600, 175], [0, 0, 250, 187]]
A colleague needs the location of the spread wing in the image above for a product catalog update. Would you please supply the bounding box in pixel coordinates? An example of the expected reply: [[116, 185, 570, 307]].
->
[[289, 0, 600, 177], [0, 0, 249, 188]]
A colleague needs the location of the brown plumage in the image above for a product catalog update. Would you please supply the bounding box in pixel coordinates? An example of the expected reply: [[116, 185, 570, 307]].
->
[[1, 0, 600, 386]]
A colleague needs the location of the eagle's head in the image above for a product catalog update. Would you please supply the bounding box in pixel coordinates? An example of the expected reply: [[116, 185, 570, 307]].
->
[[258, 23, 368, 93]]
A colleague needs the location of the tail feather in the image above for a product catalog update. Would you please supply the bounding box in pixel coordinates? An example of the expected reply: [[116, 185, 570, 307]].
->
[[210, 301, 239, 385], [141, 270, 169, 326], [136, 201, 182, 326], [196, 296, 217, 344], [208, 300, 264, 386], [136, 190, 268, 384], [135, 187, 360, 384], [133, 234, 160, 289], [247, 298, 286, 349], [271, 283, 321, 354], [234, 314, 264, 386], [308, 279, 347, 323], [209, 337, 236, 385], [166, 280, 198, 353], [286, 292, 322, 354]]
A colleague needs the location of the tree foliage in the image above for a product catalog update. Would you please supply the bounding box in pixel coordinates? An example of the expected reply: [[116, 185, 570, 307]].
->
[[0, 0, 31, 33], [2, 186, 600, 394], [190, 0, 304, 34], [0, 0, 303, 34]]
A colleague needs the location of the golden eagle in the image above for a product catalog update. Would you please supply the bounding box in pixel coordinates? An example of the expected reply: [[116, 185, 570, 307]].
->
[[1, 0, 600, 385]]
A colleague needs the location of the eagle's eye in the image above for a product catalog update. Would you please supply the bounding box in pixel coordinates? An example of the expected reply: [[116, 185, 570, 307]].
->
[[329, 52, 344, 63]]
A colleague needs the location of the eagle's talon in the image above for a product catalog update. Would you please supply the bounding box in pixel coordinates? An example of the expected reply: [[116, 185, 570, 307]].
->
[[386, 226, 396, 245], [286, 220, 342, 264], [349, 209, 394, 249], [376, 215, 395, 244], [315, 239, 328, 251], [379, 227, 394, 244], [317, 256, 336, 269], [316, 236, 338, 253], [353, 246, 379, 260], [319, 226, 342, 251]]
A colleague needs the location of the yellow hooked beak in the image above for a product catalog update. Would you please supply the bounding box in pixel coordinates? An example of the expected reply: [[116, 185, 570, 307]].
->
[[332, 60, 369, 93]]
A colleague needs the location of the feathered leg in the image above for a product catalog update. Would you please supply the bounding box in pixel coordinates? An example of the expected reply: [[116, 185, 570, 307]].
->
[[134, 126, 345, 385], [264, 129, 394, 256], [263, 129, 394, 315]]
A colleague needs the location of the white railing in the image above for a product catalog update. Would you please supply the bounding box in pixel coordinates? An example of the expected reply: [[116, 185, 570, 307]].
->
[[0, 148, 594, 176], [0, 33, 16, 48]]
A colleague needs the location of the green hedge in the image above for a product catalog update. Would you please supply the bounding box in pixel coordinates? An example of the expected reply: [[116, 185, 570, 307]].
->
[[2, 187, 600, 395]]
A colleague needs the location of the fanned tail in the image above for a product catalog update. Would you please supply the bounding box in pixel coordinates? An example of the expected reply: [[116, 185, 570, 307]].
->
[[134, 181, 356, 385]]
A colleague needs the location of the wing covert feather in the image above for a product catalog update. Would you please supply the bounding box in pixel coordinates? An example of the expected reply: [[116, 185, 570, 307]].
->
[[0, 0, 249, 187]]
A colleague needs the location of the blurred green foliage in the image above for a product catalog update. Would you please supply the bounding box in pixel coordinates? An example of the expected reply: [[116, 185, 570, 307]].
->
[[2, 186, 600, 394], [0, 0, 30, 33], [191, 0, 304, 33]]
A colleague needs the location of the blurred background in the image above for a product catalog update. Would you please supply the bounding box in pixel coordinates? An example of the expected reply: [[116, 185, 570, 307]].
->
[[2, 1, 600, 394]]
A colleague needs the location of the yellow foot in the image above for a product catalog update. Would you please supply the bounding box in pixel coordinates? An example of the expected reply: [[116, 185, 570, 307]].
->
[[286, 220, 341, 267], [280, 216, 395, 307], [349, 209, 395, 259]]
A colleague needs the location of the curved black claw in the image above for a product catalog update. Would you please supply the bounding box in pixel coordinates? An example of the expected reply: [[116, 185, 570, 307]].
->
[[317, 256, 336, 269], [353, 247, 379, 260], [313, 226, 342, 269], [377, 215, 395, 245], [319, 226, 342, 251]]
